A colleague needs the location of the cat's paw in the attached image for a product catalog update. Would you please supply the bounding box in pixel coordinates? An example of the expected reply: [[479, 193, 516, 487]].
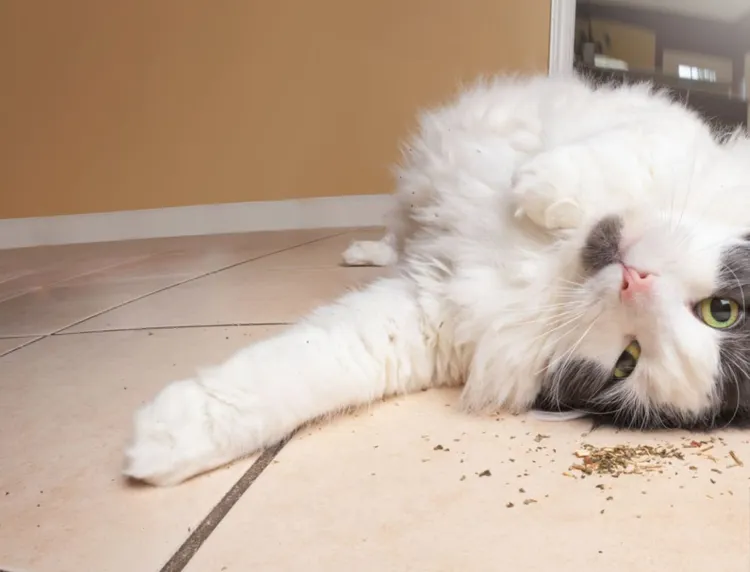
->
[[512, 154, 586, 231], [341, 239, 396, 267], [123, 379, 239, 486]]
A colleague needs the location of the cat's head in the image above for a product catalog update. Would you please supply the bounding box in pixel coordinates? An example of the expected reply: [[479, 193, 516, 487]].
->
[[534, 138, 750, 429]]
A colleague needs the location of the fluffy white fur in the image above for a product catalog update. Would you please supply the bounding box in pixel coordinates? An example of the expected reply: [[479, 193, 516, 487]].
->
[[125, 74, 750, 486]]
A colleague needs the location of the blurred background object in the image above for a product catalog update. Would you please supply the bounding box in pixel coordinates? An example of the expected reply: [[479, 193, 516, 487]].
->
[[575, 0, 750, 132]]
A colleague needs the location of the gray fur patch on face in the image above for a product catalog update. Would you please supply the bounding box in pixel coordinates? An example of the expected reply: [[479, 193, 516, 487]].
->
[[534, 359, 613, 413], [581, 215, 623, 275], [713, 239, 750, 425]]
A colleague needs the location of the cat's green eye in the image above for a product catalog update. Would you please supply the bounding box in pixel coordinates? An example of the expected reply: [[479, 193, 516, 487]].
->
[[613, 340, 640, 380], [695, 298, 741, 329]]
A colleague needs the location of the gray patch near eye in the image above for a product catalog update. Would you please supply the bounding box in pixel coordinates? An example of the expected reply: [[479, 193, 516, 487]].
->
[[712, 240, 750, 426], [581, 215, 623, 275]]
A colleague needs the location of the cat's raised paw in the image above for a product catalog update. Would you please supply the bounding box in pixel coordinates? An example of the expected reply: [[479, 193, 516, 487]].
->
[[342, 239, 396, 267], [513, 181, 584, 230], [512, 152, 586, 231]]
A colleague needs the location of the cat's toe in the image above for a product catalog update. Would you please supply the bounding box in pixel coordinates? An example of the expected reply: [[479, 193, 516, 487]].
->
[[542, 198, 583, 230], [341, 240, 395, 267], [123, 379, 229, 486], [513, 177, 584, 231], [124, 439, 184, 487], [512, 148, 588, 231]]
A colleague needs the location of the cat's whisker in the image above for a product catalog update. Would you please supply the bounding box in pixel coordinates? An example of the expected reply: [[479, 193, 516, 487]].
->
[[716, 341, 749, 429], [526, 313, 587, 347], [674, 131, 701, 233], [497, 305, 587, 324], [541, 312, 602, 381], [554, 289, 585, 297], [722, 261, 746, 312], [554, 317, 604, 408], [557, 277, 586, 286], [502, 300, 582, 313]]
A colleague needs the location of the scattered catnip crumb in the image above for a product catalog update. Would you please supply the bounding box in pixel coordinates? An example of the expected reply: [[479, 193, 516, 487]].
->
[[569, 443, 684, 477]]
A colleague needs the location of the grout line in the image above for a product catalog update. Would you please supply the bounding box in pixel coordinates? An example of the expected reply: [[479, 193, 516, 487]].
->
[[0, 253, 154, 306], [0, 231, 347, 359], [55, 231, 348, 334], [52, 322, 292, 335], [54, 231, 348, 335], [0, 336, 43, 358], [158, 436, 293, 572]]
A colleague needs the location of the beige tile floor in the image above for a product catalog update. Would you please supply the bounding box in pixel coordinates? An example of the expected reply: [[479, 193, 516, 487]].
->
[[0, 227, 749, 572]]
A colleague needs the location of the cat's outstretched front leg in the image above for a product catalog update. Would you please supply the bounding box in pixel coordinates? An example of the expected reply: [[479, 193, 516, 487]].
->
[[123, 277, 436, 486]]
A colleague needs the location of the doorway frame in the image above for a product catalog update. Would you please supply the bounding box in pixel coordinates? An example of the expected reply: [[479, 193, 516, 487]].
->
[[549, 0, 577, 75]]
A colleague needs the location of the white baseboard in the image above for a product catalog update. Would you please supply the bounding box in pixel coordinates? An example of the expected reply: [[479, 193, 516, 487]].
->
[[0, 194, 393, 249], [548, 0, 576, 77]]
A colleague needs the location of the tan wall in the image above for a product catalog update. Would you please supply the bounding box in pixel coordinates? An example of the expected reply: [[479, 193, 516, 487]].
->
[[0, 1, 550, 219], [576, 18, 656, 71]]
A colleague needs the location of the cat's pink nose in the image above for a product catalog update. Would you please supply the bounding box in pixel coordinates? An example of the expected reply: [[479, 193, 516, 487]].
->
[[620, 265, 652, 302]]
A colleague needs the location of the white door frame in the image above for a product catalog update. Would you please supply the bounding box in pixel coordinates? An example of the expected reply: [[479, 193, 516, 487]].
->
[[549, 0, 577, 76]]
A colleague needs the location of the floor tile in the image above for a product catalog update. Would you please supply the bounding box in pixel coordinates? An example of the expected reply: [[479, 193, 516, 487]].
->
[[0, 229, 339, 301], [0, 228, 338, 270], [0, 229, 341, 336], [0, 337, 38, 356], [0, 325, 282, 572], [0, 276, 178, 336], [250, 228, 385, 269], [183, 389, 750, 572], [66, 228, 345, 283], [0, 254, 150, 303], [64, 265, 389, 332]]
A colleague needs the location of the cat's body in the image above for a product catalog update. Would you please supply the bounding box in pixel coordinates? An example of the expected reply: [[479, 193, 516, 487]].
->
[[125, 74, 750, 486]]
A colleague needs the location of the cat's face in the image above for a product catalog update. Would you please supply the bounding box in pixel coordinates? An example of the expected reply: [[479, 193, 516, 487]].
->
[[535, 176, 750, 429]]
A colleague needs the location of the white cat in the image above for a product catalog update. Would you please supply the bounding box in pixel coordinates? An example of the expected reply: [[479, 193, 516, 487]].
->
[[124, 74, 750, 486]]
